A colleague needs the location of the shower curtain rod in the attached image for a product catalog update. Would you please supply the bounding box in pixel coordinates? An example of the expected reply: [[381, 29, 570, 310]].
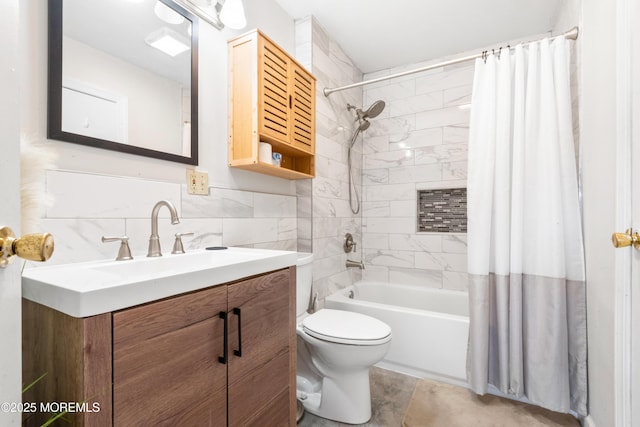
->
[[323, 26, 579, 97]]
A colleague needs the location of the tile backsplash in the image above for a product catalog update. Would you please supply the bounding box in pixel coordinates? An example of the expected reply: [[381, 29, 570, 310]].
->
[[37, 170, 297, 266]]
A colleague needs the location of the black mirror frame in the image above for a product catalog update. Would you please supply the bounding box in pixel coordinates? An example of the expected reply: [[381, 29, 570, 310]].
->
[[47, 0, 199, 165]]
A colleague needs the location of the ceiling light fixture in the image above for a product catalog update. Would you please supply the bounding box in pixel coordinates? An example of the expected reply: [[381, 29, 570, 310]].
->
[[145, 27, 190, 57], [219, 0, 246, 30]]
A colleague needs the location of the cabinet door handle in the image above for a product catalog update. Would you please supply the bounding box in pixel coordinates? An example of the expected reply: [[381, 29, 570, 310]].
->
[[218, 311, 228, 364], [233, 307, 242, 357]]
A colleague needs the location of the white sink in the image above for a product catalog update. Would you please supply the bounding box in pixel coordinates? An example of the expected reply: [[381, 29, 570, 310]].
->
[[89, 248, 268, 279], [22, 247, 297, 318]]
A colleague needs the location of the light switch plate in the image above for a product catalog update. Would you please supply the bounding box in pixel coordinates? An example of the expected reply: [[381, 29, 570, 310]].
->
[[187, 170, 209, 195]]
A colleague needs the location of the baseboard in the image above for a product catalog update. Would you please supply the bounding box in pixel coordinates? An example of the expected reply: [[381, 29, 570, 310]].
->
[[581, 415, 597, 427]]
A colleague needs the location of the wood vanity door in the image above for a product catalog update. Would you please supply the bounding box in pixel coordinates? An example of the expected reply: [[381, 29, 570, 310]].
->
[[226, 269, 294, 426], [113, 285, 228, 426]]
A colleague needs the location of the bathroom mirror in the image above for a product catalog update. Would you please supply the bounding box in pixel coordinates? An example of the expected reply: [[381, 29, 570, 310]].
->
[[48, 0, 199, 165]]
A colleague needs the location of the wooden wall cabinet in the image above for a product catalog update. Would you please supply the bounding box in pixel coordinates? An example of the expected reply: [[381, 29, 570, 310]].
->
[[23, 268, 296, 427], [228, 29, 316, 179]]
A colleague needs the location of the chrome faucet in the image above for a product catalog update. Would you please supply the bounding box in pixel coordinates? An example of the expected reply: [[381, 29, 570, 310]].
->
[[147, 200, 180, 257]]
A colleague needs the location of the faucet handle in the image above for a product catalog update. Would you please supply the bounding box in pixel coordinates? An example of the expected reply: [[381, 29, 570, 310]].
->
[[102, 236, 133, 261], [344, 233, 356, 253], [172, 232, 194, 254]]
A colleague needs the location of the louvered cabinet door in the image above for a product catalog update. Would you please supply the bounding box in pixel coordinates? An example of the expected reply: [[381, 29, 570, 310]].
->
[[290, 63, 315, 154], [258, 37, 290, 144]]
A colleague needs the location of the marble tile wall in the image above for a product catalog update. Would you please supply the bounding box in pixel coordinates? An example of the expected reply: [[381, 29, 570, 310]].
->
[[361, 61, 474, 291], [36, 170, 297, 266], [295, 17, 365, 305]]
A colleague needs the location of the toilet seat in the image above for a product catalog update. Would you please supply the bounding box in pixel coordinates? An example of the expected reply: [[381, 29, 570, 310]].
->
[[302, 309, 392, 345]]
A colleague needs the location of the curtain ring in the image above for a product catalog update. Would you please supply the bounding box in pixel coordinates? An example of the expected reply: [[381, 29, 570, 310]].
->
[[497, 47, 502, 59]]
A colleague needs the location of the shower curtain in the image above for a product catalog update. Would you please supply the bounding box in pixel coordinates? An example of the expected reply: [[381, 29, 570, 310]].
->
[[466, 37, 587, 416]]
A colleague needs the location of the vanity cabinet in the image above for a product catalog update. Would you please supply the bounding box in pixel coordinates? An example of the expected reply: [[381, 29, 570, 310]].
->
[[228, 29, 316, 179], [22, 268, 296, 427]]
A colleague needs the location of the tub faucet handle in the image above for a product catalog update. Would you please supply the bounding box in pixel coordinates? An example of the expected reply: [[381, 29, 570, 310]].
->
[[344, 233, 356, 253]]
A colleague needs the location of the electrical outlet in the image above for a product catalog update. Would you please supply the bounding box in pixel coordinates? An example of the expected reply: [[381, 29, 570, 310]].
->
[[187, 170, 209, 195]]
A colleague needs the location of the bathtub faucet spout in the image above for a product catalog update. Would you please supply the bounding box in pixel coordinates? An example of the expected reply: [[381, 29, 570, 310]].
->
[[346, 259, 365, 269]]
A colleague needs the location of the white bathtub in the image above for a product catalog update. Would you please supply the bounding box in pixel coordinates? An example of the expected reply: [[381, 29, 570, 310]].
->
[[325, 281, 470, 386]]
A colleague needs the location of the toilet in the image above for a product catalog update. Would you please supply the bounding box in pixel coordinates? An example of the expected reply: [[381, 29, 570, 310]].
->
[[295, 252, 391, 424]]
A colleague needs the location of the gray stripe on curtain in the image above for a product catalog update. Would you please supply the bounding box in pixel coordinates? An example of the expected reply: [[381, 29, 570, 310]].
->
[[467, 273, 587, 416]]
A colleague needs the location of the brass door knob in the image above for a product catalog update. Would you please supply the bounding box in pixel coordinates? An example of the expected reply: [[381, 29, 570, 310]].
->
[[611, 228, 640, 249], [0, 226, 54, 268]]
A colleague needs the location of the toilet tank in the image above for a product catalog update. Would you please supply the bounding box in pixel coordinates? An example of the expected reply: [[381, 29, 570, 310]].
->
[[296, 252, 314, 317]]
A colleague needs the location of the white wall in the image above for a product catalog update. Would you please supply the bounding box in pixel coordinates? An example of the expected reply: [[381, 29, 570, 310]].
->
[[580, 0, 617, 425], [553, 2, 622, 425], [553, 0, 581, 36], [195, 5, 297, 194]]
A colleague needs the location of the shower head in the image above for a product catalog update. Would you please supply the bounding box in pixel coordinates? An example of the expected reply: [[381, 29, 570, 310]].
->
[[354, 100, 385, 126], [362, 100, 385, 119], [347, 100, 386, 132]]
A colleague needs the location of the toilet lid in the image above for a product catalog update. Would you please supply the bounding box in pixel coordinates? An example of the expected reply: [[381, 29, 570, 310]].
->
[[302, 309, 392, 345]]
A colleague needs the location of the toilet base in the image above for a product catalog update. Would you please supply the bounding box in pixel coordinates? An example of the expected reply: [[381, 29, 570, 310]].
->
[[297, 370, 372, 424], [296, 400, 305, 423]]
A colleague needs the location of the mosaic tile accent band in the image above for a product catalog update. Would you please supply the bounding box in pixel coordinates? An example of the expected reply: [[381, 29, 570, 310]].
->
[[418, 188, 467, 233]]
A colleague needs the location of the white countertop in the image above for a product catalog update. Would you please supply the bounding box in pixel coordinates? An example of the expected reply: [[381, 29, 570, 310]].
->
[[22, 247, 297, 318]]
